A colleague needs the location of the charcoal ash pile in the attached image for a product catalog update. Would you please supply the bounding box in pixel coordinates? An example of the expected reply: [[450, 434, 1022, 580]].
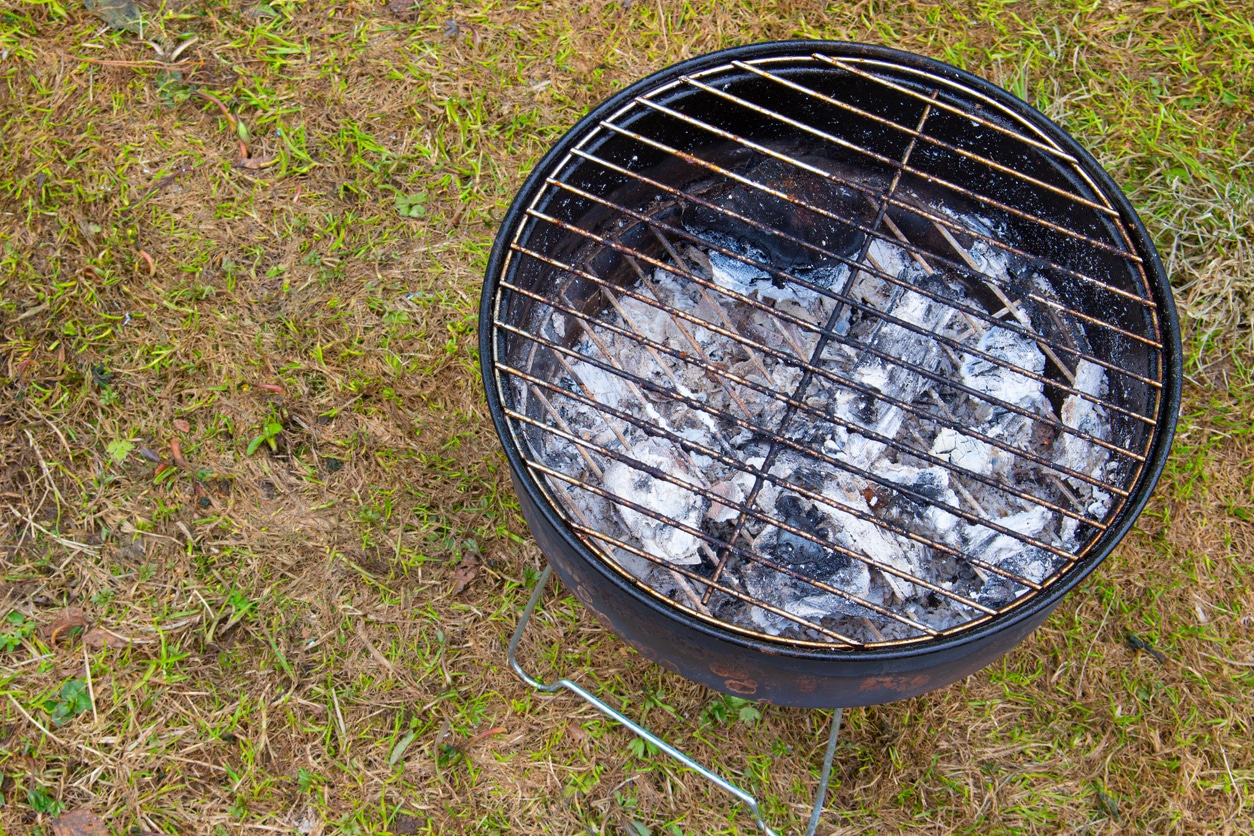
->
[[519, 165, 1121, 646]]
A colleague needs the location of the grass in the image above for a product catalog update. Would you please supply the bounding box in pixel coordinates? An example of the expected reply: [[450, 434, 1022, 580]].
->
[[1, 0, 1252, 833]]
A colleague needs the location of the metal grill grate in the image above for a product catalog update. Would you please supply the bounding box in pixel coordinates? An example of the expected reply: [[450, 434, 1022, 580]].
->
[[488, 52, 1166, 648]]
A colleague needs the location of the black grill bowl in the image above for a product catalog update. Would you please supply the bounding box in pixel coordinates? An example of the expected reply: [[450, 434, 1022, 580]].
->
[[481, 42, 1181, 708]]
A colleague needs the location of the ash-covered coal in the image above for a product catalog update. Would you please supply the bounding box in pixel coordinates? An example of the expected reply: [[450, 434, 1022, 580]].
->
[[518, 173, 1123, 646]]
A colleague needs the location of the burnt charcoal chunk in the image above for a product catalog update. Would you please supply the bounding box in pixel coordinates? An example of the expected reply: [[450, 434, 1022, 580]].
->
[[905, 470, 948, 503], [855, 393, 881, 424], [877, 469, 949, 525], [773, 494, 849, 577], [775, 529, 826, 565]]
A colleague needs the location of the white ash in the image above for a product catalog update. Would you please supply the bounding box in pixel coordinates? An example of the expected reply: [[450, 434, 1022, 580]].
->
[[520, 212, 1122, 646], [601, 438, 704, 566], [960, 327, 1051, 413], [1058, 359, 1114, 537], [931, 428, 1002, 476]]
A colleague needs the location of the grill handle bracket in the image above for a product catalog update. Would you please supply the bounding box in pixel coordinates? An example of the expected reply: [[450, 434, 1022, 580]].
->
[[508, 563, 843, 836]]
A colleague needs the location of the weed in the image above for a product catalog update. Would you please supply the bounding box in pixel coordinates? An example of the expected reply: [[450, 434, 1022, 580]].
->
[[106, 437, 135, 463], [43, 679, 91, 726], [0, 613, 36, 652], [626, 737, 660, 760], [26, 784, 66, 817], [393, 190, 429, 219], [702, 695, 762, 727], [245, 414, 284, 456]]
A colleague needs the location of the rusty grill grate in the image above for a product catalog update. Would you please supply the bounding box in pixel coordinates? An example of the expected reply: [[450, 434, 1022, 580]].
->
[[488, 53, 1166, 649]]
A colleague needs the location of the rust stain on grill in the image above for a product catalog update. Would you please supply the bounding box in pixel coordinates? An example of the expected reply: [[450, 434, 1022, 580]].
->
[[572, 582, 594, 610], [709, 661, 750, 679], [709, 662, 760, 695], [858, 673, 932, 694], [723, 678, 759, 696]]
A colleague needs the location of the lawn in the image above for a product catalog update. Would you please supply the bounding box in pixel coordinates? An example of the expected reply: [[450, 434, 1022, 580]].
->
[[1, 1, 1251, 833]]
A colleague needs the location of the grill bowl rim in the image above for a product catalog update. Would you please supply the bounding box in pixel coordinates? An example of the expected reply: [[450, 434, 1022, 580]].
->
[[480, 39, 1182, 661]]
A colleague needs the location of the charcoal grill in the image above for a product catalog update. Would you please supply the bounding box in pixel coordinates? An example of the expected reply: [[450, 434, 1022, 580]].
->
[[482, 42, 1180, 834]]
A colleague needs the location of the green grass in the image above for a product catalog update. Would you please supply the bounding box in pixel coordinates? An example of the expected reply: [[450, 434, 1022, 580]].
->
[[1, 0, 1252, 833]]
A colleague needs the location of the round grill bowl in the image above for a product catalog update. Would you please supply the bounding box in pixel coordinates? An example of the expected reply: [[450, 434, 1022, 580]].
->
[[481, 42, 1181, 708]]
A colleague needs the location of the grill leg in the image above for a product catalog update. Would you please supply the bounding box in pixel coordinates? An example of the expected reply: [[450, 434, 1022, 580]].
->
[[806, 707, 842, 836], [508, 563, 844, 836]]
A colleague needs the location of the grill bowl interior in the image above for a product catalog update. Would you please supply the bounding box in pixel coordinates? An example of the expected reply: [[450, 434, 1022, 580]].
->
[[482, 42, 1180, 707]]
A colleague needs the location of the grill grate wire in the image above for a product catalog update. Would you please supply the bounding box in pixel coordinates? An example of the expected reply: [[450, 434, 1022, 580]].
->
[[489, 54, 1166, 648]]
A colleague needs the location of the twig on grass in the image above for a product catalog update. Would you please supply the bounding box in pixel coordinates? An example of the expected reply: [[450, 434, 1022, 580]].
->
[[38, 415, 73, 459], [24, 430, 66, 509], [5, 693, 118, 765], [1075, 597, 1114, 699], [7, 506, 100, 556], [83, 643, 99, 725], [1220, 743, 1244, 811], [1201, 652, 1254, 668], [78, 57, 202, 69], [169, 36, 198, 62], [449, 725, 506, 760], [16, 302, 48, 321], [121, 173, 179, 217]]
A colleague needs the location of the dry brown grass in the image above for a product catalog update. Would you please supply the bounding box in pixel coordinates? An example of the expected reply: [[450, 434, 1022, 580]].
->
[[1, 1, 1251, 834]]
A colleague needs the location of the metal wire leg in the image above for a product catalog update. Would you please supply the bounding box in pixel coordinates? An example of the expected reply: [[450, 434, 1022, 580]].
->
[[508, 564, 843, 836], [806, 707, 842, 836]]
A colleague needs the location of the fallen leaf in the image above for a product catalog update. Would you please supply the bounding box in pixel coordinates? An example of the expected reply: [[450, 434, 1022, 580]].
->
[[46, 608, 89, 646], [83, 626, 131, 650], [118, 538, 145, 562], [1096, 788, 1121, 821], [173, 418, 191, 433], [451, 553, 480, 595], [83, 0, 144, 35], [389, 729, 418, 766], [170, 438, 193, 471], [464, 725, 505, 747], [90, 362, 113, 388], [50, 808, 108, 836], [238, 153, 277, 170]]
